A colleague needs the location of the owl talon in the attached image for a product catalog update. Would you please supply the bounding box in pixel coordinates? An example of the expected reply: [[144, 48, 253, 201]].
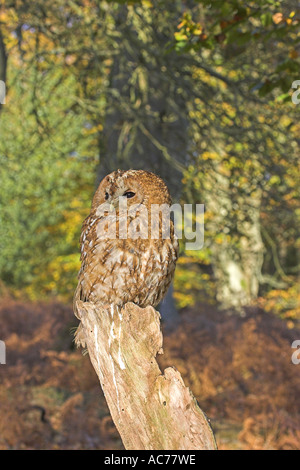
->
[[74, 322, 87, 349]]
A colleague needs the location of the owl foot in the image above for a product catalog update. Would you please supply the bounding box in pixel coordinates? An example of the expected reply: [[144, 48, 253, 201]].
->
[[74, 322, 87, 349]]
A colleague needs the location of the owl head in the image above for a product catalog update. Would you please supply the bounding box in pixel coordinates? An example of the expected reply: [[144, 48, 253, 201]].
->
[[92, 169, 172, 212]]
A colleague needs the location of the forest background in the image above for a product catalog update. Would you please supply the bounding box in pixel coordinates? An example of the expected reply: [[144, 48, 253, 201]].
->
[[0, 0, 299, 450]]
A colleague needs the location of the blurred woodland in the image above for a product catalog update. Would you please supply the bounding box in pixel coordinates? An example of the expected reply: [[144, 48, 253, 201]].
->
[[0, 0, 299, 450]]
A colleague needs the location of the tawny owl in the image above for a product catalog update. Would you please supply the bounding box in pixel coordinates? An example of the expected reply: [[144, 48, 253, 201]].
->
[[73, 169, 178, 331]]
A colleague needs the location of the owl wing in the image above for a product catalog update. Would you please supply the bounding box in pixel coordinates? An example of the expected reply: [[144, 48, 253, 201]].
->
[[73, 211, 101, 316], [74, 212, 132, 309]]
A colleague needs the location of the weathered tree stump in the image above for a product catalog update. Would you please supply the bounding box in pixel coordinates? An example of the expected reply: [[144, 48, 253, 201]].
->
[[75, 300, 217, 450]]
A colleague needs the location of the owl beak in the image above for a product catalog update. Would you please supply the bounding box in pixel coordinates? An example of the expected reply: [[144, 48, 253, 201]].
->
[[109, 196, 127, 212], [109, 197, 120, 212]]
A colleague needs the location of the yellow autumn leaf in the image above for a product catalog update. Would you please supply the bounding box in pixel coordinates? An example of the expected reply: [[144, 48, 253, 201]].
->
[[174, 32, 188, 41], [142, 0, 153, 8], [193, 27, 202, 35]]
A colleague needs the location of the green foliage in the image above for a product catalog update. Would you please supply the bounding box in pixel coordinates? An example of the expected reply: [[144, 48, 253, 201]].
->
[[0, 63, 97, 298], [173, 1, 300, 96]]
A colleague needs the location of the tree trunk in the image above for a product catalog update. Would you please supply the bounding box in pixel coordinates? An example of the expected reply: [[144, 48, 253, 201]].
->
[[97, 7, 189, 199], [96, 7, 191, 325], [207, 170, 264, 310], [74, 300, 217, 450]]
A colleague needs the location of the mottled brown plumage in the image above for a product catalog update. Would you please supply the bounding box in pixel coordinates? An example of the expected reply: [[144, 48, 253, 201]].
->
[[73, 170, 178, 329]]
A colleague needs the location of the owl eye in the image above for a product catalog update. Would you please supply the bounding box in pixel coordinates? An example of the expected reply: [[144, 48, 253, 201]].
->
[[105, 192, 109, 200], [123, 191, 135, 199]]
